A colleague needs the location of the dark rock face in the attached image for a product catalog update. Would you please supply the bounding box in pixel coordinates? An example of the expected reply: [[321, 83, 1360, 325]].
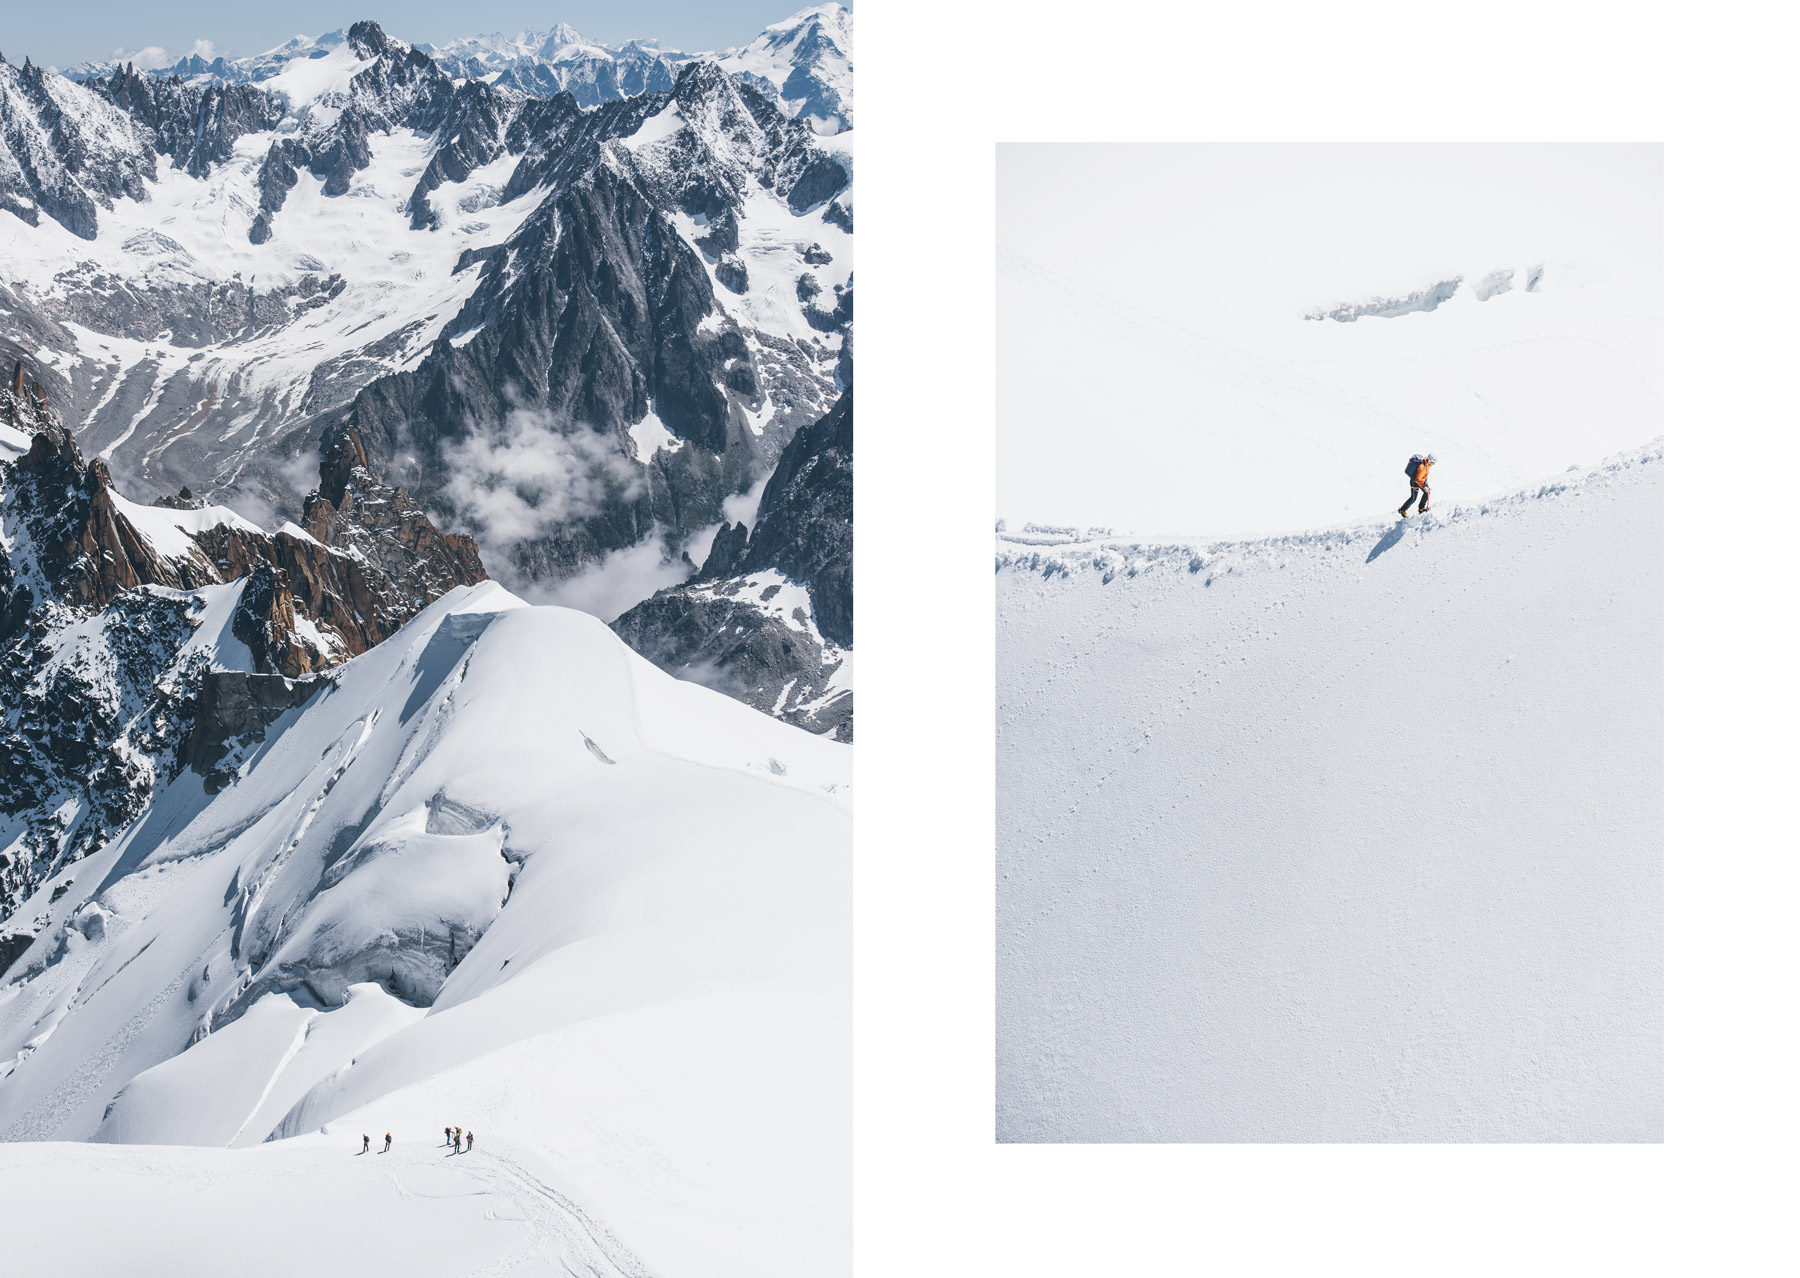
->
[[699, 390, 852, 644], [182, 669, 326, 785], [0, 415, 485, 916], [0, 927, 33, 981], [354, 160, 736, 464], [335, 59, 849, 591], [613, 392, 852, 737], [0, 579, 204, 912], [93, 64, 284, 179], [613, 580, 851, 740]]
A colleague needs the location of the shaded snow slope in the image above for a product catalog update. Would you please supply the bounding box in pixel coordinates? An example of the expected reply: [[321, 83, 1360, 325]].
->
[[0, 580, 849, 1275], [996, 445, 1661, 1142]]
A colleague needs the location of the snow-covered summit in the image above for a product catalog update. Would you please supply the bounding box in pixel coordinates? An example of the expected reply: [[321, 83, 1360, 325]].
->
[[719, 3, 853, 133], [421, 23, 696, 106]]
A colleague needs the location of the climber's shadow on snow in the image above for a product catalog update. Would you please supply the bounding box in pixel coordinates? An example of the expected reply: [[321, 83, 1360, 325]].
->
[[1366, 521, 1409, 563]]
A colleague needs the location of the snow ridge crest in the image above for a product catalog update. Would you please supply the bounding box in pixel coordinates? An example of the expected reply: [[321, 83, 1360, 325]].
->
[[997, 439, 1664, 584]]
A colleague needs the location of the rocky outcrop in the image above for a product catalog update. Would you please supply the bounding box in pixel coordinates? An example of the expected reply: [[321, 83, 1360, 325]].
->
[[152, 486, 202, 510], [3, 426, 212, 619], [613, 392, 852, 737], [0, 581, 201, 911], [182, 668, 327, 786], [0, 416, 486, 915], [0, 926, 33, 980], [1, 359, 53, 431], [303, 430, 488, 612], [612, 576, 851, 740], [689, 389, 851, 642]]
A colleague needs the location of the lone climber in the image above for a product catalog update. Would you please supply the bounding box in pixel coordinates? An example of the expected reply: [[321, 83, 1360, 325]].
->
[[1400, 453, 1435, 516]]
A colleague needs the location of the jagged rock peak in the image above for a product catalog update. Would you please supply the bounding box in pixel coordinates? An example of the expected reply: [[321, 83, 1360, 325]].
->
[[318, 421, 371, 505], [346, 20, 399, 59]]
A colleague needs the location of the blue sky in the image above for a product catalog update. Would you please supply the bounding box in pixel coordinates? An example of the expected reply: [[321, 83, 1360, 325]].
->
[[7, 2, 836, 70]]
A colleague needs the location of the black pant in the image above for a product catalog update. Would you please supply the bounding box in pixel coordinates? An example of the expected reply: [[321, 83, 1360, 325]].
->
[[1400, 484, 1429, 513]]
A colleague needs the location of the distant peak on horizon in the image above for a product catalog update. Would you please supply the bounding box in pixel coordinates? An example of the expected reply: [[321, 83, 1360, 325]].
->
[[59, 6, 848, 77]]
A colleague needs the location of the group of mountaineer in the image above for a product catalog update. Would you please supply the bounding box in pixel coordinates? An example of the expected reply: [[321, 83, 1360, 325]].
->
[[357, 1127, 475, 1154]]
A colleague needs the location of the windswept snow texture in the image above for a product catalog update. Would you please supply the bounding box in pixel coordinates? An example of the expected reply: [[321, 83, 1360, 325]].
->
[[0, 581, 849, 1275], [996, 446, 1662, 1142]]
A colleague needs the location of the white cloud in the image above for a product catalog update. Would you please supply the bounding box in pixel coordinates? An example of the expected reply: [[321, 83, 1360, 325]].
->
[[107, 45, 175, 69], [439, 405, 642, 557], [523, 534, 690, 624], [722, 470, 771, 530]]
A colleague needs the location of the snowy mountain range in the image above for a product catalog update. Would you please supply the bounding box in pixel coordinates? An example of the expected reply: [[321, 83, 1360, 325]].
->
[[0, 8, 851, 735], [61, 4, 853, 130], [0, 9, 851, 1268]]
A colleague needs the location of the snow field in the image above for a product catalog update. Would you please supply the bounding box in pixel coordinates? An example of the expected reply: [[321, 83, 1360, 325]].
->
[[996, 447, 1662, 1141], [0, 1135, 593, 1276], [998, 252, 1660, 538]]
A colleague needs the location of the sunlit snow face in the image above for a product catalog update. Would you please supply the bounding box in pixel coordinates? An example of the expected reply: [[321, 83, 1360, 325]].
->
[[997, 143, 1660, 537]]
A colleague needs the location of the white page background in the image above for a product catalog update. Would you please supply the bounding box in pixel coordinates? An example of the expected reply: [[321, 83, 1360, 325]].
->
[[855, 0, 1792, 1271]]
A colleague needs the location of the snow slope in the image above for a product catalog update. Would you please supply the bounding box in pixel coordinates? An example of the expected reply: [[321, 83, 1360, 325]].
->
[[996, 445, 1662, 1141], [998, 250, 1660, 538], [0, 581, 850, 1274], [0, 1136, 568, 1274]]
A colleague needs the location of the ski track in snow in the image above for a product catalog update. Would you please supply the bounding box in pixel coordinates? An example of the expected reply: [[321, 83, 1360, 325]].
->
[[454, 1144, 649, 1278]]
